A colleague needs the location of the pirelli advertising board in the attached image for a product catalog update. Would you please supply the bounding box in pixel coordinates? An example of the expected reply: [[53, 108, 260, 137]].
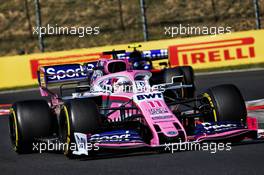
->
[[168, 36, 258, 68], [0, 30, 263, 89]]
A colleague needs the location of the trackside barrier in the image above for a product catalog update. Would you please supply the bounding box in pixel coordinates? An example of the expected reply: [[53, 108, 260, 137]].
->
[[0, 30, 264, 89]]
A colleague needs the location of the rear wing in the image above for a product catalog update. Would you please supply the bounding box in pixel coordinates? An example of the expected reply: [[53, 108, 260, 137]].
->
[[116, 49, 168, 60], [37, 63, 96, 88], [37, 48, 169, 88]]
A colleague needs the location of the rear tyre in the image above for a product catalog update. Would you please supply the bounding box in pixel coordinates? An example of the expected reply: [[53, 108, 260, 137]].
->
[[9, 100, 53, 153], [180, 66, 195, 98], [163, 66, 195, 98], [59, 98, 101, 158], [203, 84, 247, 123]]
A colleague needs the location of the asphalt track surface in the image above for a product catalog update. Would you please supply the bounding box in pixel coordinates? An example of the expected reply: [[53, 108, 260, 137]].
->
[[1, 70, 264, 175]]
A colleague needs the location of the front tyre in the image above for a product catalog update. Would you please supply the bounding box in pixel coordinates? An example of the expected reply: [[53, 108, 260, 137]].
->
[[59, 98, 101, 158], [203, 84, 247, 123]]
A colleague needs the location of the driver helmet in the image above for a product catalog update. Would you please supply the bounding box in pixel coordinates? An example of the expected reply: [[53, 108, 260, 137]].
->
[[113, 77, 133, 93]]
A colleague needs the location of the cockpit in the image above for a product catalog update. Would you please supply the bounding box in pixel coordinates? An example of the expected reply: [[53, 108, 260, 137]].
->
[[91, 71, 152, 94]]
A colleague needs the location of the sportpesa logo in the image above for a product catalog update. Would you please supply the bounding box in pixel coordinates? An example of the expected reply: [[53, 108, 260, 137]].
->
[[45, 64, 95, 82], [88, 130, 135, 143]]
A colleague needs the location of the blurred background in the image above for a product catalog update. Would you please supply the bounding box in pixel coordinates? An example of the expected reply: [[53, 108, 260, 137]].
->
[[0, 0, 263, 56]]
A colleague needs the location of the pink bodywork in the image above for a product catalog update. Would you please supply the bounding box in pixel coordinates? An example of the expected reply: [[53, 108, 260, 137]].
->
[[92, 70, 188, 146], [37, 59, 258, 148]]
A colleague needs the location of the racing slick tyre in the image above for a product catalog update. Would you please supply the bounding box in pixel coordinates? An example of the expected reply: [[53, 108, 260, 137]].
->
[[9, 100, 53, 154], [59, 98, 101, 158], [203, 84, 247, 123], [180, 66, 195, 98], [163, 66, 195, 98]]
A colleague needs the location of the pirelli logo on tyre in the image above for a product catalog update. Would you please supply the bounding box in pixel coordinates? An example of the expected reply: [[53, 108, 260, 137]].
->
[[168, 37, 256, 68]]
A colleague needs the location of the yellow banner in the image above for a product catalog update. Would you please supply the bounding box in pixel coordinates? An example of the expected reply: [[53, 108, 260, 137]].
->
[[0, 30, 264, 89]]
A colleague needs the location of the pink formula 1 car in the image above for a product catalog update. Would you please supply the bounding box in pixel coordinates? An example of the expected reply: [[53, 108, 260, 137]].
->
[[9, 57, 258, 158]]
